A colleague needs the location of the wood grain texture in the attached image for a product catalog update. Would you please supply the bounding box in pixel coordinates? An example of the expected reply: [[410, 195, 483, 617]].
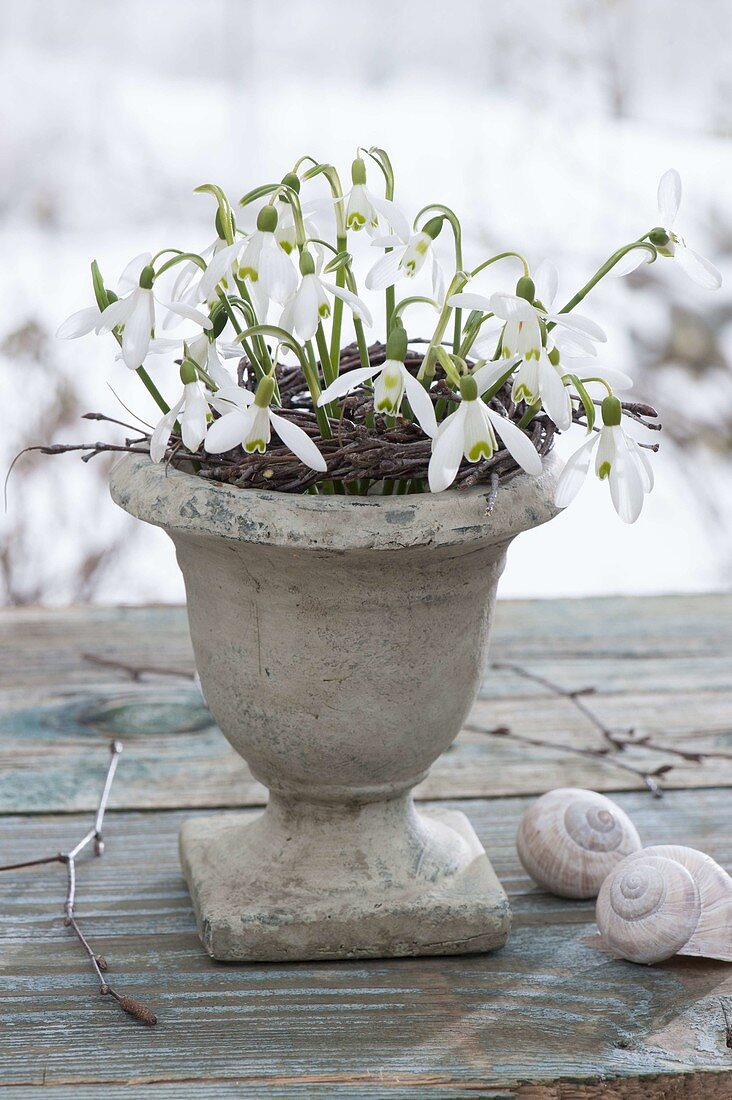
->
[[1, 596, 731, 813], [1, 790, 732, 1095]]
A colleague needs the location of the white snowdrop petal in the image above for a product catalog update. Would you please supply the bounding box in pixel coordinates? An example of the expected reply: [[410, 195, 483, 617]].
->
[[447, 292, 493, 311], [270, 411, 327, 472], [56, 307, 101, 339], [485, 407, 543, 476], [365, 248, 404, 291], [539, 356, 572, 431], [118, 252, 152, 293], [554, 434, 598, 508], [472, 357, 519, 396], [609, 446, 645, 523], [204, 410, 250, 453], [401, 367, 437, 439], [428, 406, 467, 492], [97, 296, 135, 334], [658, 168, 682, 229], [324, 282, 373, 326], [149, 398, 184, 464], [122, 292, 154, 369], [533, 259, 559, 308], [548, 312, 606, 343], [317, 364, 383, 406], [608, 248, 654, 278], [366, 194, 411, 241], [673, 245, 723, 290]]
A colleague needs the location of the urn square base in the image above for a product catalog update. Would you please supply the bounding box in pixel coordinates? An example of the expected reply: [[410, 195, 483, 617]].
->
[[180, 806, 511, 963]]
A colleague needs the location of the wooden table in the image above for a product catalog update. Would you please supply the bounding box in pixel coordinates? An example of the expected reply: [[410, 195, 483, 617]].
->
[[1, 595, 731, 1097]]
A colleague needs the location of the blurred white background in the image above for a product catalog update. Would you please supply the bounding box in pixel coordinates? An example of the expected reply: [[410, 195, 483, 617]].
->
[[1, 0, 731, 605]]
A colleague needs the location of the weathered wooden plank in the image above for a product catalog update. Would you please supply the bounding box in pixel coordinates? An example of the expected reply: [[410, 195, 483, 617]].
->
[[1, 597, 731, 812], [1, 789, 731, 1094]]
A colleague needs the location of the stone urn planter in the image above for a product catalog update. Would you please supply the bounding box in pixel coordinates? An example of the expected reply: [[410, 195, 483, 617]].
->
[[110, 452, 559, 962]]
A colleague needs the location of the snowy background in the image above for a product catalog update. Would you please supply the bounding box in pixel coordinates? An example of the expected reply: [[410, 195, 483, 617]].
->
[[1, 0, 731, 605]]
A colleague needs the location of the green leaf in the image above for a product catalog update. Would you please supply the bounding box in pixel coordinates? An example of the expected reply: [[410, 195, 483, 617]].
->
[[90, 260, 110, 312], [323, 250, 352, 275], [566, 374, 595, 432], [239, 183, 281, 207]]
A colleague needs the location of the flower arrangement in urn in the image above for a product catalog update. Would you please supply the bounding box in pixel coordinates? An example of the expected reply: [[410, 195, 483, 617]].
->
[[54, 150, 721, 963]]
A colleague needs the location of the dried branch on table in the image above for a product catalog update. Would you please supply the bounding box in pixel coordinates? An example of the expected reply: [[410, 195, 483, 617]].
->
[[0, 740, 157, 1026], [475, 661, 730, 797]]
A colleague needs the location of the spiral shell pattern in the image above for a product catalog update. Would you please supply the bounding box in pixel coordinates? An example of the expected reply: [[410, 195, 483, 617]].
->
[[516, 788, 642, 899], [618, 845, 732, 961], [596, 855, 701, 964]]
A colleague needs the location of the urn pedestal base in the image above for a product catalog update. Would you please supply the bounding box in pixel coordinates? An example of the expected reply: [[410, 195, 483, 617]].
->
[[179, 794, 511, 963]]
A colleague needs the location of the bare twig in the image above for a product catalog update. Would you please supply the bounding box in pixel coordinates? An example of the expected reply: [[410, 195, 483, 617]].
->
[[0, 740, 157, 1026], [82, 651, 194, 682], [467, 723, 663, 797], [487, 661, 729, 796]]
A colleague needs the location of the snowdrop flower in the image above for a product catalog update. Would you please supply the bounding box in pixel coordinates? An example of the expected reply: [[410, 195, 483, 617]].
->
[[279, 251, 372, 343], [555, 395, 654, 523], [92, 253, 212, 370], [205, 373, 327, 472], [366, 215, 444, 295], [345, 157, 411, 240], [512, 348, 572, 431], [452, 264, 606, 363], [650, 169, 722, 289], [236, 205, 297, 306], [428, 367, 542, 492], [317, 322, 437, 438], [186, 332, 234, 389], [150, 360, 216, 462]]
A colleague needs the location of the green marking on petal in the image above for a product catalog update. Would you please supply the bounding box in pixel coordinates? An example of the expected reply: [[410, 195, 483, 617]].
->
[[468, 441, 493, 462], [239, 266, 258, 282], [318, 302, 330, 318], [598, 460, 611, 479], [245, 439, 267, 453]]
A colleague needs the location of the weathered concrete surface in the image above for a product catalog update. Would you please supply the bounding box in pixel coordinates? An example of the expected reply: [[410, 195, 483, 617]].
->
[[180, 798, 511, 961], [111, 453, 560, 961]]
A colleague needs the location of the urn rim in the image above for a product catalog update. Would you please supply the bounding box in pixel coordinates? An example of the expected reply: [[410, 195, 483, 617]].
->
[[110, 451, 561, 551]]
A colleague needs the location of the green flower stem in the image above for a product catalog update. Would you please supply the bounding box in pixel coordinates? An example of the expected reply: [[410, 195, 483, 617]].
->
[[556, 240, 657, 318], [417, 273, 467, 382], [215, 291, 261, 374], [233, 275, 272, 372], [517, 400, 541, 428], [136, 365, 170, 416], [353, 317, 370, 371], [329, 233, 348, 369], [458, 311, 494, 359], [469, 251, 529, 280], [302, 340, 332, 439], [416, 203, 463, 353]]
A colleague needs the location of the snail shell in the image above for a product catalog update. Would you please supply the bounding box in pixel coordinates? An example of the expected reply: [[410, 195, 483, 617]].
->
[[596, 855, 701, 964], [617, 845, 732, 962], [516, 788, 642, 899]]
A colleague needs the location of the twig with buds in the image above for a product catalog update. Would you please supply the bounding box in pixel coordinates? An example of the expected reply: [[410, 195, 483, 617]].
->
[[479, 661, 731, 797], [0, 740, 157, 1026]]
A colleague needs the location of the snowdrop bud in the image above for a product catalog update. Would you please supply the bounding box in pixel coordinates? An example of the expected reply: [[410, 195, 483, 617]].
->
[[351, 157, 367, 186], [386, 321, 408, 362], [215, 207, 235, 241], [212, 310, 228, 339], [601, 395, 622, 427], [254, 374, 276, 408], [180, 360, 198, 385], [459, 375, 479, 401], [422, 216, 444, 240], [548, 346, 561, 366], [280, 171, 300, 194], [516, 275, 536, 303], [257, 205, 278, 233], [139, 265, 155, 289], [299, 250, 316, 276], [649, 227, 671, 247]]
